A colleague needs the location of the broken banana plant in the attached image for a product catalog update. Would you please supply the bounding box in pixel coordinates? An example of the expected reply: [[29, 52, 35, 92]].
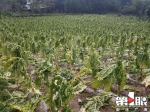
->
[[92, 61, 126, 94]]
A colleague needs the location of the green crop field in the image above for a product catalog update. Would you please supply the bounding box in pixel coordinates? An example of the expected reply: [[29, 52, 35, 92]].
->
[[0, 14, 150, 112]]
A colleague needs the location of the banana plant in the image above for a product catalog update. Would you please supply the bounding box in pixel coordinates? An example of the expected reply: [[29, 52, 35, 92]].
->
[[79, 92, 115, 112], [0, 64, 42, 112], [87, 50, 100, 77], [92, 61, 126, 94], [0, 56, 27, 81], [46, 75, 74, 112], [66, 50, 73, 71], [133, 36, 150, 78], [35, 58, 53, 88]]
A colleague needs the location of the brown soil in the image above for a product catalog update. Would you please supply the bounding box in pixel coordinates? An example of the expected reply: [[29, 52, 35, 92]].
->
[[27, 58, 150, 112], [69, 74, 150, 112]]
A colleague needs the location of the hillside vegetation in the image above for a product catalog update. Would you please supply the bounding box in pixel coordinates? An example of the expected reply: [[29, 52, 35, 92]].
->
[[1, 0, 150, 17]]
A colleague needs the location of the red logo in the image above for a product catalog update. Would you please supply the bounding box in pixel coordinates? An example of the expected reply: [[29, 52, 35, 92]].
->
[[128, 97, 134, 104]]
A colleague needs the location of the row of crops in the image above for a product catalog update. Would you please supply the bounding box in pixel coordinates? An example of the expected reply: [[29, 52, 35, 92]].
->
[[0, 14, 150, 112]]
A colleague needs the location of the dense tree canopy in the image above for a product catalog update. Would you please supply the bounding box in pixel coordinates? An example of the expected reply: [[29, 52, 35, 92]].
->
[[0, 0, 150, 16]]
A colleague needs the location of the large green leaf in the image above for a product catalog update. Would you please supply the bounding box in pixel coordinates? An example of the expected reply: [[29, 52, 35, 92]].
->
[[92, 61, 126, 93], [80, 92, 115, 112]]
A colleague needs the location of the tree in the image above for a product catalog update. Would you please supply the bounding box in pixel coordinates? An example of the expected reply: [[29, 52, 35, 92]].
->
[[54, 0, 64, 12], [146, 6, 150, 18]]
